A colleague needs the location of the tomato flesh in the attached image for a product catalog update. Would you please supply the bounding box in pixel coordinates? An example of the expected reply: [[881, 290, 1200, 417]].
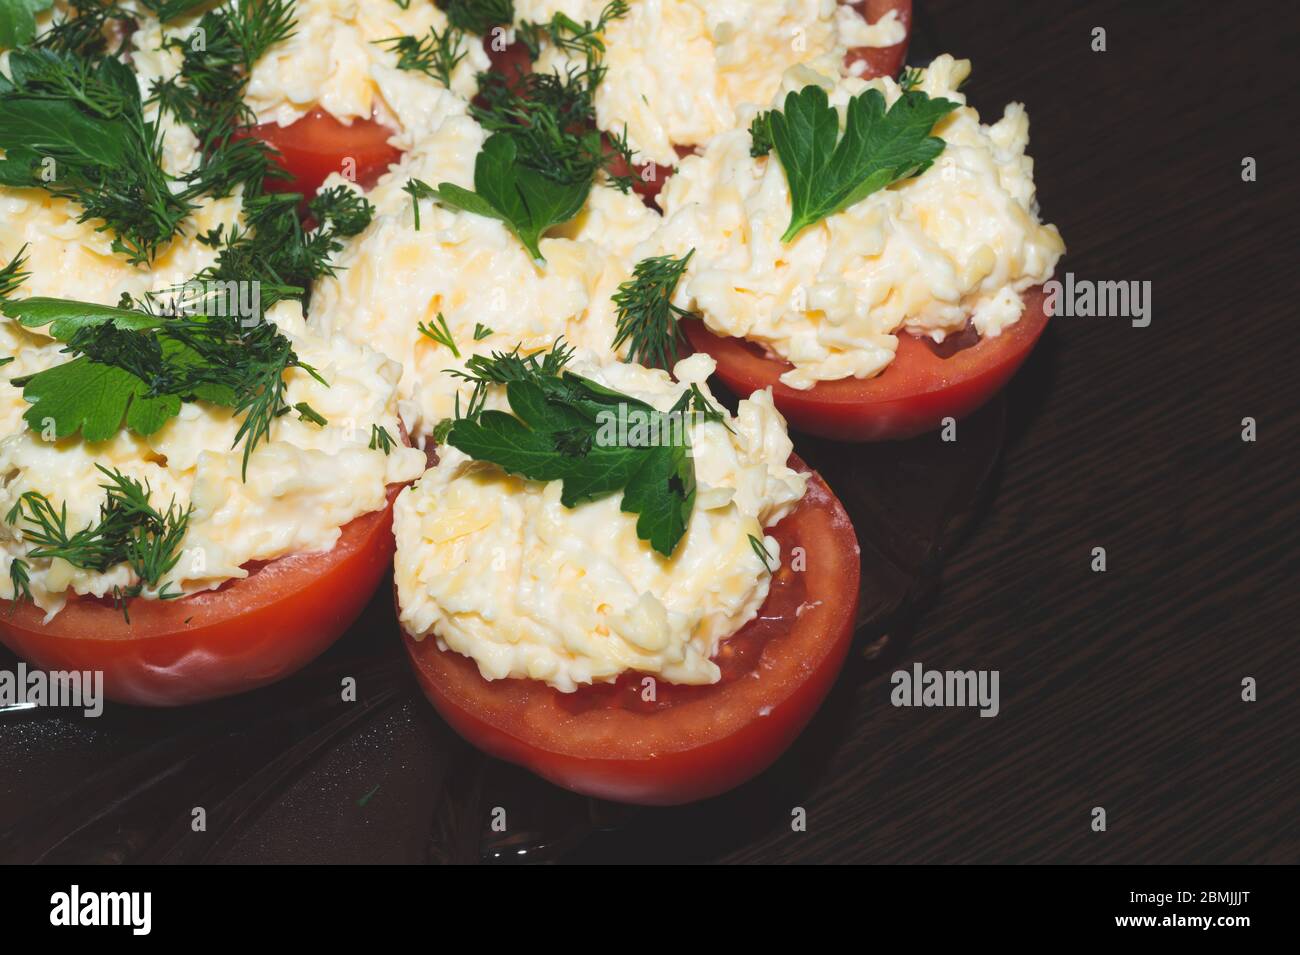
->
[[249, 109, 403, 197], [0, 482, 407, 707], [684, 286, 1050, 442], [403, 457, 860, 805], [844, 0, 913, 81]]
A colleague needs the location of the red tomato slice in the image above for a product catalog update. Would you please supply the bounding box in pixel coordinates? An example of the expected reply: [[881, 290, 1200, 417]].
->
[[0, 482, 410, 707], [402, 457, 859, 805], [249, 109, 403, 197], [843, 0, 913, 80], [683, 286, 1050, 441]]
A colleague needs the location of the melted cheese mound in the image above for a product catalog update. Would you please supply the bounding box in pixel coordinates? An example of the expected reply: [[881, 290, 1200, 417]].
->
[[129, 0, 488, 146], [0, 305, 426, 618], [394, 353, 807, 691], [517, 0, 906, 165], [310, 114, 661, 440], [648, 55, 1066, 388]]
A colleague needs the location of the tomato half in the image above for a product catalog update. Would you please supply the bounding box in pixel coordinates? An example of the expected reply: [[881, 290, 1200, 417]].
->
[[844, 0, 913, 81], [683, 286, 1050, 442], [249, 109, 403, 197], [402, 457, 859, 805], [0, 483, 407, 707]]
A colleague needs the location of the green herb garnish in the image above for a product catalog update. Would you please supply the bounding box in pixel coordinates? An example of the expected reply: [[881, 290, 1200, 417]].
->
[[438, 0, 513, 36], [5, 465, 191, 615], [749, 110, 774, 158], [417, 312, 460, 357], [439, 341, 712, 556], [377, 23, 466, 89], [767, 84, 959, 242], [748, 533, 776, 573], [0, 0, 53, 49], [369, 424, 395, 454], [610, 250, 694, 369]]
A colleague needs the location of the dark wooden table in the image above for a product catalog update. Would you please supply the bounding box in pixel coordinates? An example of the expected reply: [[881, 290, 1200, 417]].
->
[[581, 0, 1298, 864]]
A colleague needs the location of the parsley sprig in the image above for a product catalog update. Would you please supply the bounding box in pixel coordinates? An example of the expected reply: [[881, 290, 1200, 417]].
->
[[766, 84, 959, 242], [436, 342, 733, 556], [610, 250, 695, 369], [419, 2, 634, 261]]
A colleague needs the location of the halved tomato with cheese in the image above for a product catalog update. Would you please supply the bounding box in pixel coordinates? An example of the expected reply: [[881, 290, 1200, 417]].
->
[[402, 457, 859, 806], [485, 0, 914, 205], [0, 409, 416, 712], [684, 286, 1051, 442], [249, 109, 403, 197]]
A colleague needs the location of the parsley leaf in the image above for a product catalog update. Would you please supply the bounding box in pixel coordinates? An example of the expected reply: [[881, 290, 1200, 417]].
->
[[769, 84, 959, 242], [0, 0, 53, 49], [441, 344, 700, 556], [432, 132, 589, 262]]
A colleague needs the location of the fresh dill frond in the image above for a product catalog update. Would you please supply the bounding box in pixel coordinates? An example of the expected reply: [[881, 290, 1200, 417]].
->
[[369, 424, 395, 454], [898, 66, 924, 92], [378, 24, 467, 89], [610, 250, 695, 368], [438, 0, 514, 36], [0, 247, 30, 299], [516, 1, 627, 61], [417, 312, 461, 357], [7, 557, 32, 611]]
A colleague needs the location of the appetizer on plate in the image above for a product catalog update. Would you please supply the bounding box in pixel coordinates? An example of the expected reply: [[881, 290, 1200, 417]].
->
[[129, 0, 489, 196], [395, 349, 859, 804], [490, 0, 912, 201], [660, 56, 1066, 440]]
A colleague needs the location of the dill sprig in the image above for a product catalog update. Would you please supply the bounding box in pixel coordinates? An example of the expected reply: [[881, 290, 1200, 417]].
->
[[748, 534, 776, 573], [438, 0, 514, 36], [898, 66, 924, 92], [610, 250, 695, 368], [378, 24, 467, 89], [516, 1, 627, 61], [369, 424, 395, 454], [417, 312, 461, 357], [5, 466, 192, 602], [0, 247, 30, 299], [749, 110, 774, 158]]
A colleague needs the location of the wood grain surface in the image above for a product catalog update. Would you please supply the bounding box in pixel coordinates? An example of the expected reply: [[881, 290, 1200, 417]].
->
[[571, 0, 1299, 864]]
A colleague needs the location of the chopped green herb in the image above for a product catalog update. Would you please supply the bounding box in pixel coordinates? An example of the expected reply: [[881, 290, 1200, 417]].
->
[[898, 66, 924, 92], [473, 323, 493, 341], [767, 84, 959, 242], [749, 110, 773, 158], [403, 177, 438, 230], [748, 534, 776, 573], [5, 465, 191, 616], [378, 24, 466, 89], [441, 341, 701, 556], [0, 246, 29, 299], [417, 312, 461, 357], [7, 556, 32, 611], [438, 0, 512, 36], [611, 250, 694, 368], [369, 423, 395, 454], [294, 401, 326, 426]]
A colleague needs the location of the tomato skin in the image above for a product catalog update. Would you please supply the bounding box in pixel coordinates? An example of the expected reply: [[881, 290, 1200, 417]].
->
[[248, 109, 403, 197], [684, 286, 1050, 442], [0, 484, 406, 707], [402, 458, 859, 805], [844, 0, 913, 80]]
